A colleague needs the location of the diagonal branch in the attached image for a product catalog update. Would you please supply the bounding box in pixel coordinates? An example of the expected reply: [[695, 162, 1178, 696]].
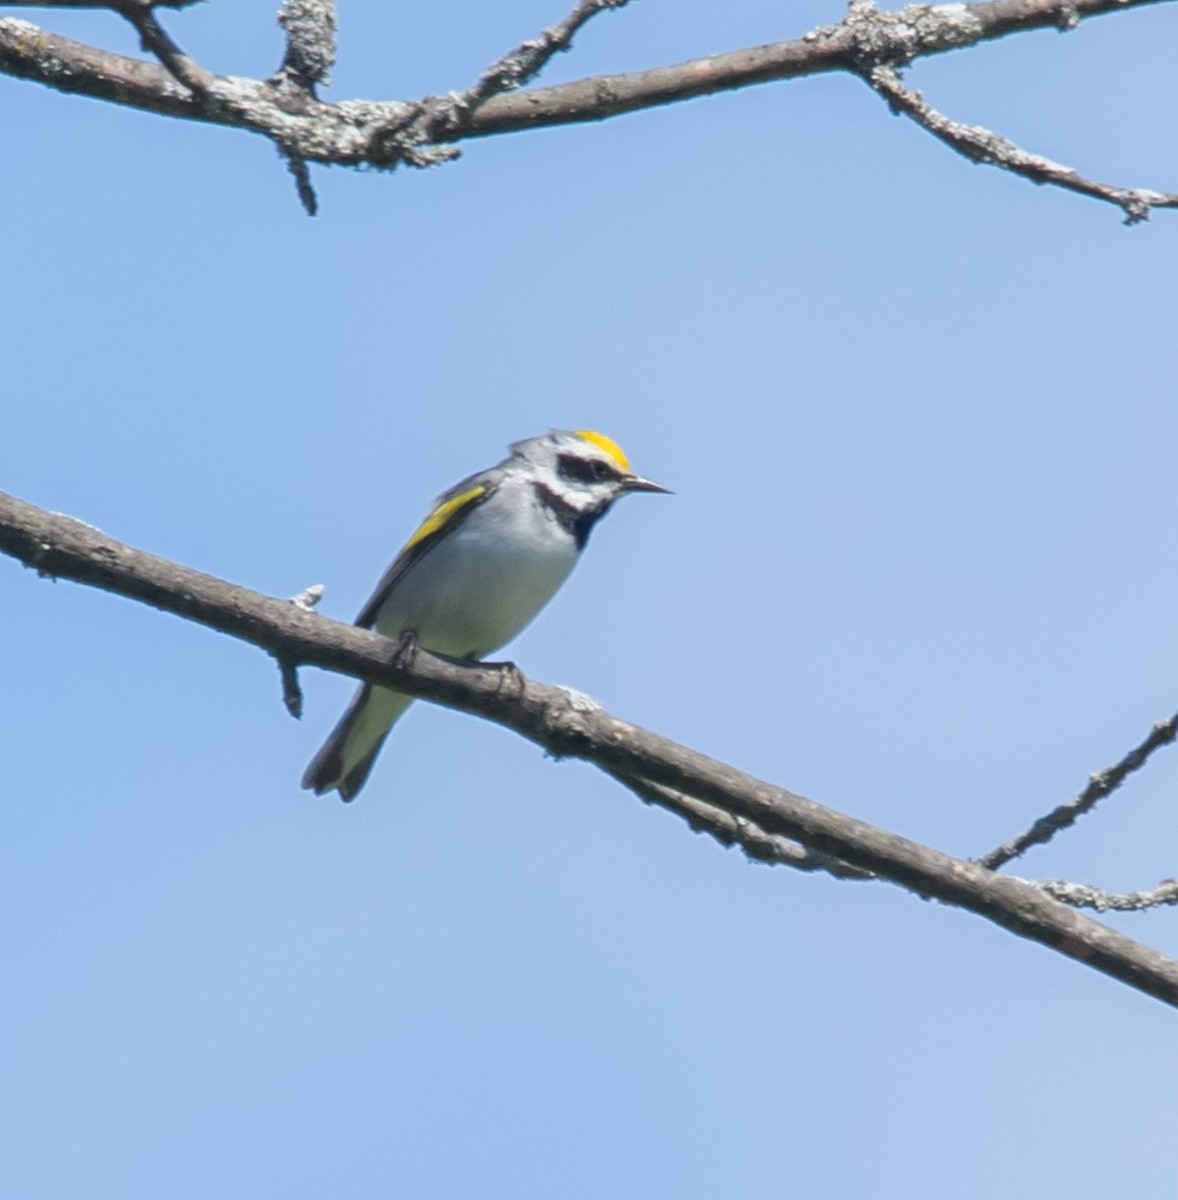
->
[[979, 713, 1178, 870], [381, 0, 634, 163], [445, 0, 632, 124], [1, 0, 212, 91], [3, 486, 1178, 1008], [114, 0, 211, 94], [867, 65, 1178, 223]]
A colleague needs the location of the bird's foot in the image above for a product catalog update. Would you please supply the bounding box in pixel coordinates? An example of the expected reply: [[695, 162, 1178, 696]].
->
[[483, 657, 527, 701], [393, 629, 421, 669]]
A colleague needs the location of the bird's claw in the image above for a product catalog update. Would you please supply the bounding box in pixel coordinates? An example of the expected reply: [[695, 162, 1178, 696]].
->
[[483, 657, 526, 700], [393, 629, 421, 669]]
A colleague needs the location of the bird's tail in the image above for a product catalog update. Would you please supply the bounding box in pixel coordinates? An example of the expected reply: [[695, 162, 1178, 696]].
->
[[301, 684, 413, 801]]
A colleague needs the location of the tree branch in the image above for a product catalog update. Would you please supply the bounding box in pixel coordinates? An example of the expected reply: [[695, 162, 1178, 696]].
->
[[4, 486, 1178, 1008], [1, 0, 1174, 212]]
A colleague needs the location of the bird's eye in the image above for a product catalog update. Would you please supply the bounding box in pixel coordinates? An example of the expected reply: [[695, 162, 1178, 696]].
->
[[558, 454, 612, 484]]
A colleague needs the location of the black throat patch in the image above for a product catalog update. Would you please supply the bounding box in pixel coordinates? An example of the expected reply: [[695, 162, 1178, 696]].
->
[[533, 482, 611, 550]]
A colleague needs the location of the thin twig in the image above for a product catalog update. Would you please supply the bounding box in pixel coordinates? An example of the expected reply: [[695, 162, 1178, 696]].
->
[[276, 0, 336, 92], [373, 0, 632, 168], [609, 769, 873, 878], [282, 149, 318, 215], [867, 65, 1178, 224], [978, 713, 1178, 870], [278, 583, 324, 709], [276, 655, 303, 718], [115, 1, 211, 94], [1026, 877, 1178, 912], [452, 0, 631, 118]]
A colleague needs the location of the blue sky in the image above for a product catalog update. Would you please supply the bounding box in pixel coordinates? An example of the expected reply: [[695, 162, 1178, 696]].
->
[[4, 1, 1178, 1195]]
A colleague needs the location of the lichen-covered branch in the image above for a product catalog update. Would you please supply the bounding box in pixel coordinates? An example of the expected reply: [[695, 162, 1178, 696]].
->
[[4, 486, 1178, 1008], [275, 0, 335, 92], [1028, 877, 1178, 912], [0, 0, 1175, 214], [867, 65, 1178, 223]]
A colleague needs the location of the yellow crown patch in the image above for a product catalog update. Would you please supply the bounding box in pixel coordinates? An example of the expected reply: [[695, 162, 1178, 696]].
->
[[575, 430, 631, 473]]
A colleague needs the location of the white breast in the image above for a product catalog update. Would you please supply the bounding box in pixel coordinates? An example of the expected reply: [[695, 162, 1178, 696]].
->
[[371, 480, 579, 659]]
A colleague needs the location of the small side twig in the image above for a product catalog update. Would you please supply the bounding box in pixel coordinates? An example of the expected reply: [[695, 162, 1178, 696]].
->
[[978, 712, 1178, 871], [282, 148, 318, 216], [276, 585, 324, 717], [115, 0, 211, 94], [867, 65, 1178, 225], [271, 0, 336, 211], [401, 0, 633, 154], [276, 0, 336, 92], [609, 769, 872, 879], [457, 0, 631, 115], [1026, 877, 1178, 913], [277, 655, 303, 718]]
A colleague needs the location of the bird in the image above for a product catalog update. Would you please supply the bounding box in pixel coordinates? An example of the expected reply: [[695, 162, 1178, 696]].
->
[[302, 429, 670, 800]]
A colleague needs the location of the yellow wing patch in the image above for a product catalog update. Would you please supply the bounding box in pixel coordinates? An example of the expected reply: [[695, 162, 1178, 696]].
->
[[575, 430, 631, 472], [401, 485, 487, 553]]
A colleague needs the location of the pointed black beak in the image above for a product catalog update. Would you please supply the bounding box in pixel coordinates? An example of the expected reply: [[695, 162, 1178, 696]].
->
[[621, 474, 673, 495]]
